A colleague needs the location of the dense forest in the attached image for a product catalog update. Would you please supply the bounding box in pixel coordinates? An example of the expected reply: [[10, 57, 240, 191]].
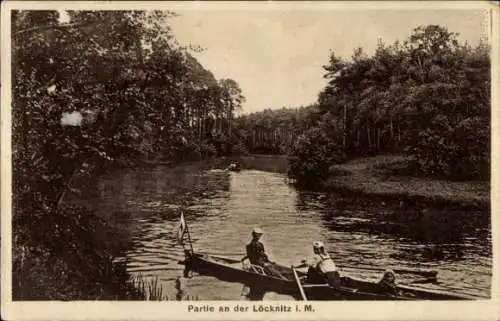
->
[[12, 10, 244, 299], [283, 26, 490, 185], [232, 105, 320, 154]]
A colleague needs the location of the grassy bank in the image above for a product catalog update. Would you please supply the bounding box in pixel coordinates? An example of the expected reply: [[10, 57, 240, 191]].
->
[[323, 155, 489, 211]]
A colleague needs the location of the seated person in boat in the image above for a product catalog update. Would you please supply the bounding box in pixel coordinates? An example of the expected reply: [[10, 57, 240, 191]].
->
[[377, 269, 400, 295], [294, 241, 341, 287], [241, 228, 287, 278]]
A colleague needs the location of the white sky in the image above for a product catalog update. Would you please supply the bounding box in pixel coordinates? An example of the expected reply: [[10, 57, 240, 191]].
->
[[169, 8, 489, 114]]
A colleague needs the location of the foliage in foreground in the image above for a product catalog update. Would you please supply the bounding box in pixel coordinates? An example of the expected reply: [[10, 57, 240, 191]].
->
[[13, 204, 142, 300], [11, 10, 245, 300], [288, 25, 490, 184], [130, 275, 199, 301]]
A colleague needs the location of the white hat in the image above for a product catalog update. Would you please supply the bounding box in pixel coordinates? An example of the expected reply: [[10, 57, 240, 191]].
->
[[252, 227, 263, 235], [313, 241, 324, 248]]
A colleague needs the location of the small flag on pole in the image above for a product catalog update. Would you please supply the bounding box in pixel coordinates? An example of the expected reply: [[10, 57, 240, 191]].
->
[[176, 212, 187, 244]]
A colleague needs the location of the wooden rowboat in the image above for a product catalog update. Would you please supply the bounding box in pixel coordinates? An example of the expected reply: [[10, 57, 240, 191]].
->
[[181, 251, 476, 301]]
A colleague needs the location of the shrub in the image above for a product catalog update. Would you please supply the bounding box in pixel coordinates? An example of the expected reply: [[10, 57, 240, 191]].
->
[[12, 204, 138, 300], [288, 127, 345, 186], [231, 141, 249, 156]]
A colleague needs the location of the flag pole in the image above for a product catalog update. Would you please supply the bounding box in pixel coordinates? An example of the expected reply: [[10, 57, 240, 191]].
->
[[185, 220, 194, 253], [179, 209, 194, 253]]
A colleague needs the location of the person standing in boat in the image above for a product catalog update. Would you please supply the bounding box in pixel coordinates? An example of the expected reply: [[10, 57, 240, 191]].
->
[[295, 241, 341, 287], [241, 228, 286, 278]]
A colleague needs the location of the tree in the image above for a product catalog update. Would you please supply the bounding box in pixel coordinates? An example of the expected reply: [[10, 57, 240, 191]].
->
[[288, 125, 345, 186], [219, 78, 245, 137], [294, 24, 490, 181], [233, 105, 320, 155], [11, 9, 246, 299]]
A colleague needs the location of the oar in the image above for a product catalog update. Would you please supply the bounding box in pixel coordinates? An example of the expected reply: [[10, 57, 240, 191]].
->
[[340, 265, 438, 278], [198, 251, 246, 256], [291, 266, 308, 301], [197, 253, 242, 264], [405, 277, 439, 285]]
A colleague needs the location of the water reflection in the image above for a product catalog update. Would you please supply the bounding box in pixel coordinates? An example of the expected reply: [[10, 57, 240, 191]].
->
[[84, 166, 491, 300], [297, 191, 491, 256], [296, 190, 491, 298]]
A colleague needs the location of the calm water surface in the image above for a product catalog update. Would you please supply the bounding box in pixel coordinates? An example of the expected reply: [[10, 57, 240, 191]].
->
[[90, 166, 491, 300]]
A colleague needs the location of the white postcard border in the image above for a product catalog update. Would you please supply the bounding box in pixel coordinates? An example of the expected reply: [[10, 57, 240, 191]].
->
[[1, 1, 499, 320]]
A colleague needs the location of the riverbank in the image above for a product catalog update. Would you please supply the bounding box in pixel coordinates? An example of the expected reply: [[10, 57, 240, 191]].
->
[[137, 153, 490, 211], [128, 154, 289, 173], [237, 154, 290, 173], [322, 155, 490, 211], [13, 156, 177, 301], [12, 203, 146, 300]]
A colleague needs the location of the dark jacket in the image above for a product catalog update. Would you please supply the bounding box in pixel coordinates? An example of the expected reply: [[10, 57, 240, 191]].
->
[[245, 239, 270, 266], [378, 280, 399, 295]]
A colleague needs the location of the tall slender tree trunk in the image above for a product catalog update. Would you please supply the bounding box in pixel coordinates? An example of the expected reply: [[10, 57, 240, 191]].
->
[[214, 113, 217, 135], [343, 105, 347, 148], [397, 120, 401, 143], [376, 128, 381, 151], [200, 108, 204, 140], [252, 129, 256, 151], [198, 111, 202, 141], [390, 117, 394, 143], [228, 102, 233, 138], [203, 104, 207, 138], [367, 124, 371, 149], [189, 107, 194, 138]]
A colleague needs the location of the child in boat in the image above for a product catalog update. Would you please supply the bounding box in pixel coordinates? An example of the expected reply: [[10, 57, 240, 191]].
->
[[377, 269, 400, 294], [241, 228, 287, 279], [295, 241, 341, 287]]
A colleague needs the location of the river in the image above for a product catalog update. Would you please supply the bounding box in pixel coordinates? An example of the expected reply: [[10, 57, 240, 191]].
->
[[86, 164, 491, 300]]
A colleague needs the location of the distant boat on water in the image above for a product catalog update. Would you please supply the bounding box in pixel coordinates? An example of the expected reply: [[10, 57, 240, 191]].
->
[[226, 162, 241, 172]]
